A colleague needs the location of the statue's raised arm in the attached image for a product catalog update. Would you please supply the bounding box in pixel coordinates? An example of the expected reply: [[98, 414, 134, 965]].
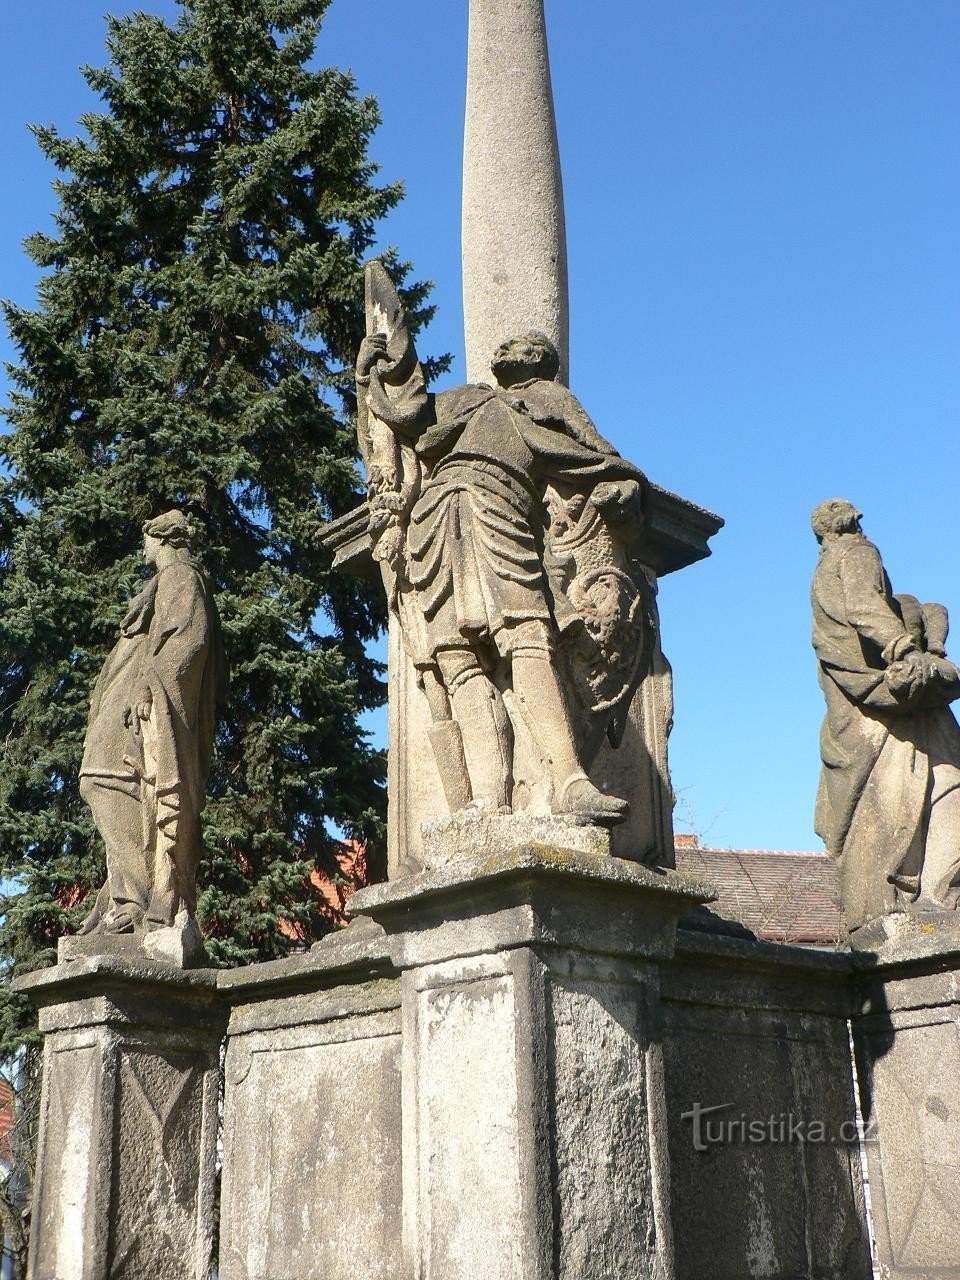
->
[[355, 263, 432, 584]]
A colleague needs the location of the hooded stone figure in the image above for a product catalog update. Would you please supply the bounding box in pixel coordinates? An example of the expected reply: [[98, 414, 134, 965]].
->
[[810, 499, 960, 936], [79, 510, 227, 939]]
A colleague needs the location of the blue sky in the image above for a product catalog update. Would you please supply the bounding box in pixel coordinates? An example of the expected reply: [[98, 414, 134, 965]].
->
[[1, 1, 957, 849]]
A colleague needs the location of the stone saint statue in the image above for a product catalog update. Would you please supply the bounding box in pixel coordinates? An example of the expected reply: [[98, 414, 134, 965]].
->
[[78, 510, 226, 942], [811, 499, 960, 939], [356, 262, 655, 830]]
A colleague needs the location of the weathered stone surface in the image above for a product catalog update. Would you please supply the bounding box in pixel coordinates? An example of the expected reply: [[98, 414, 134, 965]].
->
[[854, 945, 960, 1276], [347, 843, 707, 1280], [421, 812, 609, 868], [350, 841, 715, 969], [548, 970, 663, 1276], [140, 908, 207, 967], [811, 499, 960, 939], [58, 907, 208, 970], [662, 931, 870, 1280], [462, 0, 568, 385], [77, 509, 226, 948], [848, 906, 960, 956], [413, 967, 529, 1279], [218, 942, 403, 1280], [14, 957, 224, 1280], [31, 1035, 100, 1280]]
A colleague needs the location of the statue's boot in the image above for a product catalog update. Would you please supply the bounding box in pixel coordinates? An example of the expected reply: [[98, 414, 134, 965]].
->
[[78, 881, 112, 935], [511, 650, 628, 826], [101, 902, 143, 935], [438, 652, 511, 814], [556, 772, 629, 827], [427, 719, 473, 815]]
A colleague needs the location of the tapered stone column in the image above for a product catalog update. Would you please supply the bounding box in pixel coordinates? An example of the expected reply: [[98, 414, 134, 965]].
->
[[14, 956, 224, 1280], [462, 0, 569, 384]]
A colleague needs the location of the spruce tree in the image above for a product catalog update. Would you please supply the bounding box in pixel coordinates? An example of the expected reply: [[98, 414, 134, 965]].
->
[[0, 0, 441, 1054]]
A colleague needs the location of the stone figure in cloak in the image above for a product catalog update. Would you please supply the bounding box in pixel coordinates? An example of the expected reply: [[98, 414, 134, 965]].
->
[[355, 262, 655, 829], [811, 498, 960, 938], [78, 510, 227, 940]]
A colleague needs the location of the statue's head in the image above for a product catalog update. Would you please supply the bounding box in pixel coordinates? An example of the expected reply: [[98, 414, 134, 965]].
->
[[490, 331, 560, 388], [142, 509, 197, 565], [811, 498, 862, 544]]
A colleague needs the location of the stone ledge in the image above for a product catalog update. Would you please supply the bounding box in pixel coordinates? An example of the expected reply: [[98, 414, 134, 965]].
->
[[217, 922, 396, 1001], [349, 842, 716, 968], [13, 952, 225, 1037], [352, 841, 715, 915], [848, 913, 960, 974], [675, 926, 854, 975], [12, 951, 219, 1003], [421, 813, 610, 868]]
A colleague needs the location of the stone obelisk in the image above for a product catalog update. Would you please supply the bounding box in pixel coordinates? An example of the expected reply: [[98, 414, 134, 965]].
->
[[462, 0, 569, 384]]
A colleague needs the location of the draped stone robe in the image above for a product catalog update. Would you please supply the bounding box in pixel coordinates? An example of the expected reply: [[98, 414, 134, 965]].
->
[[812, 532, 960, 930], [396, 376, 646, 662], [81, 558, 226, 925]]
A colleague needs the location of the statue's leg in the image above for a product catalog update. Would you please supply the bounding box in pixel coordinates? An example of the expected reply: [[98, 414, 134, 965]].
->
[[505, 622, 628, 826], [420, 666, 474, 815], [919, 762, 960, 908], [435, 646, 512, 814], [79, 778, 150, 932]]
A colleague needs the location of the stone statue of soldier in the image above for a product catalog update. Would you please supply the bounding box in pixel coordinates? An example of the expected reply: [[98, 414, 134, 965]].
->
[[356, 263, 653, 831], [810, 498, 960, 941], [78, 510, 227, 945]]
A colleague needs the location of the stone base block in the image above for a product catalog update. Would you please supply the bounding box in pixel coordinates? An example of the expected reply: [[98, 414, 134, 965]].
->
[[217, 933, 403, 1280], [420, 812, 610, 869], [349, 844, 713, 1280], [848, 906, 960, 957], [14, 956, 224, 1280], [57, 911, 207, 970], [854, 941, 960, 1278]]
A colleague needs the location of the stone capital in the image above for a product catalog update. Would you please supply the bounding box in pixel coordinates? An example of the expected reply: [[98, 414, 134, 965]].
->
[[349, 841, 715, 970]]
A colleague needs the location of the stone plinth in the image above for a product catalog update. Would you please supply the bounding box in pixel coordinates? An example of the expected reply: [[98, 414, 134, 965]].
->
[[349, 844, 713, 1280], [853, 937, 960, 1278], [420, 813, 610, 869], [14, 956, 224, 1280]]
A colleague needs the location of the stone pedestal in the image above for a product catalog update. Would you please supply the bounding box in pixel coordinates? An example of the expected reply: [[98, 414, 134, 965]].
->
[[350, 844, 712, 1280], [13, 956, 224, 1280], [853, 936, 960, 1279]]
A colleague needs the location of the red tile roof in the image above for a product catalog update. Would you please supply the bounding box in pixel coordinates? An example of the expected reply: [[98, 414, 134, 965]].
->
[[675, 838, 845, 946]]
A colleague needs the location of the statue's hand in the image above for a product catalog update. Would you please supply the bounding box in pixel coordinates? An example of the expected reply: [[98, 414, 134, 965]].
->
[[136, 687, 153, 722], [372, 525, 405, 572], [886, 652, 926, 699], [370, 491, 406, 515], [356, 333, 389, 383], [591, 480, 642, 526], [124, 686, 153, 733]]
